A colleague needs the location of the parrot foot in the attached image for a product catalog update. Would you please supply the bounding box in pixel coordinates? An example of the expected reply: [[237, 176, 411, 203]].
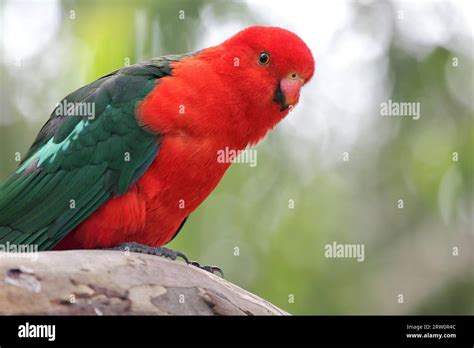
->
[[109, 242, 224, 277], [174, 252, 225, 278], [109, 242, 179, 259]]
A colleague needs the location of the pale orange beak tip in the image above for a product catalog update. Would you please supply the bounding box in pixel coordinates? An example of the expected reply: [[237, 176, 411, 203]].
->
[[280, 75, 304, 106]]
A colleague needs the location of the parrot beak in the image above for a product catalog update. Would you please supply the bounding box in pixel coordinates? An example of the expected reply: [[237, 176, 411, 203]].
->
[[274, 73, 304, 111]]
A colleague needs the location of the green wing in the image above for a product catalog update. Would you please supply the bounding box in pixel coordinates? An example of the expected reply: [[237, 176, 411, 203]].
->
[[0, 57, 179, 250]]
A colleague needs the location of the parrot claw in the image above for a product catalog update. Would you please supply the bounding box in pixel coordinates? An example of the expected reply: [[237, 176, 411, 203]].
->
[[109, 242, 224, 277], [175, 252, 224, 277], [190, 261, 225, 278]]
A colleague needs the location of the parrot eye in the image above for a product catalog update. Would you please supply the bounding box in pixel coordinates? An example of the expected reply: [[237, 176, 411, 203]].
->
[[258, 52, 270, 65]]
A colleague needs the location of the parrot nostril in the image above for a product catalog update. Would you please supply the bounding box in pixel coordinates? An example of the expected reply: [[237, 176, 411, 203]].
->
[[288, 72, 304, 83]]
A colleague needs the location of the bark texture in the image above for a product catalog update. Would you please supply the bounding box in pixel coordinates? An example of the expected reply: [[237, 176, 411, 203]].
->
[[0, 250, 287, 315]]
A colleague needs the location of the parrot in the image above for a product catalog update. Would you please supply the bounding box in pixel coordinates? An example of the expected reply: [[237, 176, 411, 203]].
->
[[0, 26, 314, 274]]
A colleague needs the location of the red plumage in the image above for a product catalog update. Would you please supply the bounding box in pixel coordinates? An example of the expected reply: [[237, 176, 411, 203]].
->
[[55, 26, 315, 250]]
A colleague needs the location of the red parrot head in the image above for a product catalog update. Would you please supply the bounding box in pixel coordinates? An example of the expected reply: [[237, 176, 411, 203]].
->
[[140, 26, 315, 146], [220, 26, 315, 112]]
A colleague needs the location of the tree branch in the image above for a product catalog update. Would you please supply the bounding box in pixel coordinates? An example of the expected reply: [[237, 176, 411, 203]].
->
[[0, 250, 287, 315]]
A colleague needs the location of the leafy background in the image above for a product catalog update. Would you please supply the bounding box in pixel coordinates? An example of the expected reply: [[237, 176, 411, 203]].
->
[[0, 0, 472, 314]]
